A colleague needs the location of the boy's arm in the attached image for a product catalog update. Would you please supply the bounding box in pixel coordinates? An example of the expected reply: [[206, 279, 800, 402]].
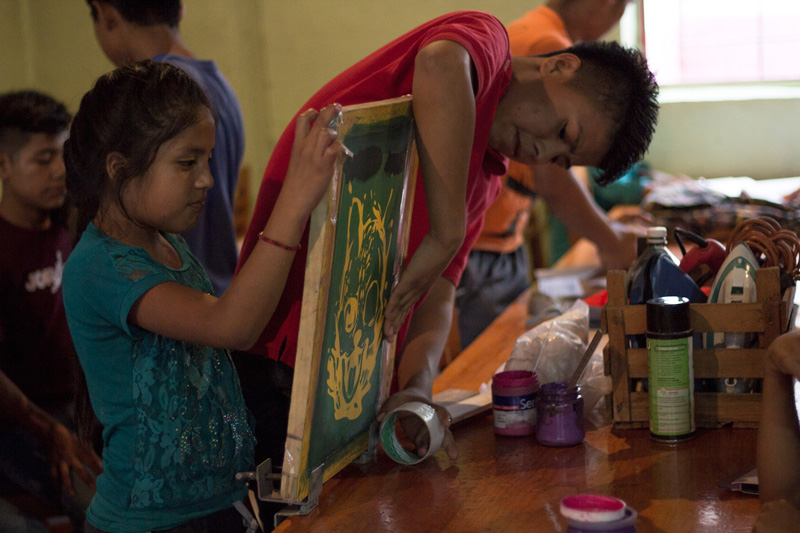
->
[[758, 330, 800, 506], [533, 163, 642, 271], [383, 39, 476, 338], [0, 369, 102, 494], [378, 276, 458, 460]]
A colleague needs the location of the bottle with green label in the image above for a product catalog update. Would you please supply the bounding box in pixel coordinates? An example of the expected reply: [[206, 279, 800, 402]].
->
[[646, 296, 695, 442]]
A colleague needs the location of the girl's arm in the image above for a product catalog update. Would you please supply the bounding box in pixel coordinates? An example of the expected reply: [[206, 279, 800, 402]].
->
[[130, 104, 345, 350], [383, 39, 475, 338]]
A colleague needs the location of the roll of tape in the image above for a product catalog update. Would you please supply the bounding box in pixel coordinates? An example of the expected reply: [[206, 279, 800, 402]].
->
[[379, 401, 445, 465]]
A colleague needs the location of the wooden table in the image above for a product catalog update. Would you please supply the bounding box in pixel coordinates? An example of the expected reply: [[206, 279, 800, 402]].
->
[[275, 291, 760, 532]]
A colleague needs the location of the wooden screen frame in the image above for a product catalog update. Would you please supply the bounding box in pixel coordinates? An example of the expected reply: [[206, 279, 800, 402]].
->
[[281, 96, 418, 502]]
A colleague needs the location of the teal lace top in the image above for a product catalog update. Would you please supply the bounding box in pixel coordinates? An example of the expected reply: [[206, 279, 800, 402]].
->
[[63, 223, 254, 532]]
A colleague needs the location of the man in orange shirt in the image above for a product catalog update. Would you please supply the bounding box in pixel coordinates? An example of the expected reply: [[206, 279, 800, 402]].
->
[[457, 0, 640, 346]]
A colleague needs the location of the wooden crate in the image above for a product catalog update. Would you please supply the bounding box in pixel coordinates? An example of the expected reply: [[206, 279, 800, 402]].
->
[[601, 266, 791, 429]]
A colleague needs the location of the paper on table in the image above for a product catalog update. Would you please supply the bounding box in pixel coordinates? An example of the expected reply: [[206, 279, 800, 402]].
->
[[534, 266, 600, 299], [718, 467, 758, 495], [536, 276, 584, 299], [433, 389, 492, 424]]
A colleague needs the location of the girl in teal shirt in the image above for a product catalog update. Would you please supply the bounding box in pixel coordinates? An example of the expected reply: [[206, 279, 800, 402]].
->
[[63, 61, 345, 533]]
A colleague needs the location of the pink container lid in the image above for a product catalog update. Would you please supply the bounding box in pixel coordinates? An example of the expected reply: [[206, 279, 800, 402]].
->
[[493, 370, 537, 388], [560, 494, 626, 523]]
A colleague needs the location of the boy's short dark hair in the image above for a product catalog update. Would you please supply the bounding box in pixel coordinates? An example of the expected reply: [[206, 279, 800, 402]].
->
[[541, 41, 659, 186], [0, 90, 71, 157], [86, 0, 181, 28]]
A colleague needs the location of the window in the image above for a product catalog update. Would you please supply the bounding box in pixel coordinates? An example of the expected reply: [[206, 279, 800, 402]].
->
[[622, 0, 800, 86]]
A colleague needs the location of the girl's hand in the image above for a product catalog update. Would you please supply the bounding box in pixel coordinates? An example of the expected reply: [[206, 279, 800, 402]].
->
[[281, 104, 347, 220]]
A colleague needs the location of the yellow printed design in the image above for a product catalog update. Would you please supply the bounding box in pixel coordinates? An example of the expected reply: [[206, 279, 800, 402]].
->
[[326, 186, 394, 420]]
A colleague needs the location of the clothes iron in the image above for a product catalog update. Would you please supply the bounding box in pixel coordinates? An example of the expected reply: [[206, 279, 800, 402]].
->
[[705, 241, 759, 348], [705, 241, 761, 393]]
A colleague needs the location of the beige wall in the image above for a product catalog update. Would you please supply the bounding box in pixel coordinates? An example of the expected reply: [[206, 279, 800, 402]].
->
[[0, 0, 540, 204], [647, 98, 800, 180], [1, 0, 797, 206]]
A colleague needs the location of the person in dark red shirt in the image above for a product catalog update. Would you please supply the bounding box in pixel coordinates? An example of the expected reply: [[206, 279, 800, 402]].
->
[[0, 90, 102, 533]]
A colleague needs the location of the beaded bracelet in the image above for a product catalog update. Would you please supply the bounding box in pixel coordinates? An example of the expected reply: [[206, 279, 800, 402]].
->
[[258, 232, 301, 251]]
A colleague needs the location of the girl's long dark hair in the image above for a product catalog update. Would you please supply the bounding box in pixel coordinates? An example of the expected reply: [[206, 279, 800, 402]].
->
[[64, 60, 212, 237], [65, 60, 212, 442]]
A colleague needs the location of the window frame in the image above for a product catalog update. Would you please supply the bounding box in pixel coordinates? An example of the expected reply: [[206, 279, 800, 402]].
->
[[619, 0, 800, 103]]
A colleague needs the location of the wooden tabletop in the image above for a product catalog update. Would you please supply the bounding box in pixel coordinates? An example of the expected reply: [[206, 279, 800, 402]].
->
[[275, 289, 760, 532]]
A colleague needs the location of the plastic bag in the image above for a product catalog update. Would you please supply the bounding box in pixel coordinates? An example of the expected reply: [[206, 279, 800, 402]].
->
[[506, 300, 589, 383], [503, 300, 612, 425]]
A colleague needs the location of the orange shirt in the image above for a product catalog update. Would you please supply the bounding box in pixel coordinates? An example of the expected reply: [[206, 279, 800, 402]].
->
[[506, 5, 572, 56], [473, 6, 573, 253]]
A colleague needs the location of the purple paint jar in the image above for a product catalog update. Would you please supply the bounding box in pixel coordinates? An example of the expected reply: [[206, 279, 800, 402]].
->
[[536, 381, 584, 446], [492, 370, 538, 436]]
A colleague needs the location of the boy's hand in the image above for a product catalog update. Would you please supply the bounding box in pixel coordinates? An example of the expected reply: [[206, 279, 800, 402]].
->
[[46, 422, 102, 495], [377, 389, 458, 461], [599, 221, 646, 272], [383, 236, 453, 338]]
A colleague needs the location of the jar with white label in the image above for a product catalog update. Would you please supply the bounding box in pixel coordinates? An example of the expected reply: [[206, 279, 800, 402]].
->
[[491, 370, 538, 436]]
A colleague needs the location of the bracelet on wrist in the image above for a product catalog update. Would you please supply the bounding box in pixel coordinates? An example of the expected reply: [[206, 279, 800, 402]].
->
[[258, 232, 301, 251]]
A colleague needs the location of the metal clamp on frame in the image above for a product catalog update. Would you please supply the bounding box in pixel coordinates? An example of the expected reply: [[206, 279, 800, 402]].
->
[[237, 460, 324, 530]]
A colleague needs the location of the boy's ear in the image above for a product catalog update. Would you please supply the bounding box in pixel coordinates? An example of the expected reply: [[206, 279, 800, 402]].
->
[[92, 0, 121, 31], [0, 152, 12, 182], [105, 152, 127, 182], [540, 53, 581, 80]]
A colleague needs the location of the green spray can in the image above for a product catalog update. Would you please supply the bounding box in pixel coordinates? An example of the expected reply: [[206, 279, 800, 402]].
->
[[646, 296, 695, 442]]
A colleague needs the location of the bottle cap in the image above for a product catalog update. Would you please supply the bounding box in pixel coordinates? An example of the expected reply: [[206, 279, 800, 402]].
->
[[646, 226, 667, 241], [646, 296, 691, 334]]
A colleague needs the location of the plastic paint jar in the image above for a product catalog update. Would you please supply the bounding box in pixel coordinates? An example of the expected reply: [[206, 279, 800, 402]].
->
[[536, 381, 584, 446], [646, 296, 695, 442], [561, 494, 637, 532], [491, 370, 538, 436]]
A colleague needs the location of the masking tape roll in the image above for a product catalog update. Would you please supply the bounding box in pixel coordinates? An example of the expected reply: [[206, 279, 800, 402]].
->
[[379, 401, 445, 465]]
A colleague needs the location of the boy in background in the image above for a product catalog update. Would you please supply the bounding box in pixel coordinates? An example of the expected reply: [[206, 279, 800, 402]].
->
[[87, 0, 244, 295], [0, 90, 101, 533]]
